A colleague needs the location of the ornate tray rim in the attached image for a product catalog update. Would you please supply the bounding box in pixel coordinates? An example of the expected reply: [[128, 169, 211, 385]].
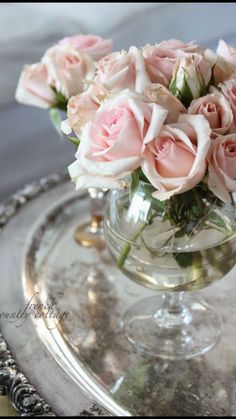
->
[[0, 172, 105, 417]]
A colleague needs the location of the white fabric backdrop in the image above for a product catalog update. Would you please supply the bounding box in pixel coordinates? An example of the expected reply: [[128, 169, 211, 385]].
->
[[1, 2, 236, 201], [1, 2, 236, 106], [0, 3, 158, 41], [0, 3, 160, 106]]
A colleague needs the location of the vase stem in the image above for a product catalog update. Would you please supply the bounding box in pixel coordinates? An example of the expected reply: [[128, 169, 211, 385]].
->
[[154, 292, 192, 329], [89, 188, 106, 232], [74, 188, 107, 249], [162, 292, 184, 313]]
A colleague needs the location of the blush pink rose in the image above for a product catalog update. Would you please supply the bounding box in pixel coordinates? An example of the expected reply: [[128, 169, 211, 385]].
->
[[15, 62, 56, 108], [217, 39, 236, 68], [143, 83, 186, 123], [203, 47, 234, 84], [95, 50, 134, 91], [142, 39, 200, 86], [68, 89, 168, 189], [42, 44, 95, 99], [142, 114, 211, 200], [59, 34, 112, 61], [61, 81, 109, 136], [220, 76, 236, 127], [188, 88, 233, 137], [207, 134, 236, 203], [95, 46, 151, 94]]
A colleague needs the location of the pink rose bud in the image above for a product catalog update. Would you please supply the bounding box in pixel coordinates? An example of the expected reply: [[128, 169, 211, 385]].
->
[[220, 76, 236, 127], [15, 62, 56, 108], [42, 44, 95, 99], [203, 47, 235, 84], [188, 87, 233, 137], [59, 34, 112, 61], [61, 81, 109, 137], [169, 55, 212, 107], [142, 39, 200, 86], [217, 39, 236, 68]]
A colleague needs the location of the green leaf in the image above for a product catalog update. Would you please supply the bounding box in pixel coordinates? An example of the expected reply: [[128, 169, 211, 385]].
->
[[195, 66, 207, 97], [52, 88, 67, 112], [68, 136, 80, 146], [49, 108, 63, 138], [138, 182, 165, 215], [174, 251, 203, 270], [181, 72, 194, 107], [169, 74, 178, 95], [139, 170, 149, 184], [174, 228, 186, 238], [136, 182, 156, 199], [207, 62, 216, 90], [169, 68, 194, 107], [173, 252, 194, 268], [208, 211, 228, 231]]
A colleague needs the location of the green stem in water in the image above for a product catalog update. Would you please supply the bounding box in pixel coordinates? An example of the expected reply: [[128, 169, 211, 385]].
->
[[193, 188, 204, 215], [117, 222, 148, 269]]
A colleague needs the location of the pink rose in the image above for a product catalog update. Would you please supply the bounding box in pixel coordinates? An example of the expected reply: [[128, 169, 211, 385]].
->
[[207, 134, 236, 203], [143, 83, 186, 123], [94, 50, 134, 92], [15, 62, 56, 108], [59, 34, 112, 61], [61, 81, 108, 136], [68, 89, 168, 189], [142, 114, 211, 200], [203, 47, 234, 84], [42, 44, 95, 99], [170, 55, 212, 107], [188, 88, 233, 137], [95, 46, 151, 94], [217, 39, 236, 68], [220, 76, 236, 126], [142, 39, 200, 86]]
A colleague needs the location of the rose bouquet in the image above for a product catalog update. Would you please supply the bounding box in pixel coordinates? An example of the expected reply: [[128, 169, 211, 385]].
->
[[16, 35, 236, 259], [15, 36, 236, 253], [16, 36, 236, 359], [58, 38, 236, 256]]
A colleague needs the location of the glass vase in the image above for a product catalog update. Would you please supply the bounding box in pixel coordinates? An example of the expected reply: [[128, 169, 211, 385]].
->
[[104, 182, 236, 360]]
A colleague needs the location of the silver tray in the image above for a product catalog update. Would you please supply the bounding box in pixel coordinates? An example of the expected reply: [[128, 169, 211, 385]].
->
[[0, 173, 236, 416]]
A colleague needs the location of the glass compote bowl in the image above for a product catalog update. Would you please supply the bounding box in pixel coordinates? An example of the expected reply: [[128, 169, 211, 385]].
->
[[104, 182, 236, 360]]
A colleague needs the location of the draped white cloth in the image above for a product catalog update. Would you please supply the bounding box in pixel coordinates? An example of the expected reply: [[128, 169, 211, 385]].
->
[[1, 2, 236, 202]]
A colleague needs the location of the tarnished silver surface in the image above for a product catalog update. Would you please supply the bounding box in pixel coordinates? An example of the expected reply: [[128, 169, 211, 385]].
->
[[0, 177, 236, 416]]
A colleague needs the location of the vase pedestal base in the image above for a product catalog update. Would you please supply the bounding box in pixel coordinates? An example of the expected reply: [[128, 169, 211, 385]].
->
[[121, 294, 222, 360], [74, 217, 105, 250]]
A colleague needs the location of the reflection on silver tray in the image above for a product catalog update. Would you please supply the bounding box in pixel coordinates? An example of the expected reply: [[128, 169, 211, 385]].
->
[[0, 173, 236, 416]]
